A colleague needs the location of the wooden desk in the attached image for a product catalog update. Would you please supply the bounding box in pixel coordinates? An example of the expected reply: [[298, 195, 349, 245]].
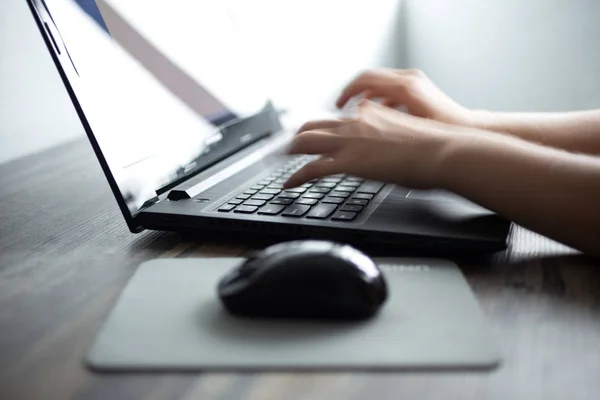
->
[[1, 138, 599, 400]]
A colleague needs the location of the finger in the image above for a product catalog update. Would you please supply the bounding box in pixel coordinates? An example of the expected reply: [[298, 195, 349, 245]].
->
[[365, 90, 393, 106], [380, 98, 397, 108], [336, 71, 400, 109], [355, 99, 411, 125], [287, 131, 343, 156], [394, 68, 425, 78], [297, 119, 343, 134], [357, 98, 381, 111], [283, 157, 342, 188], [362, 90, 375, 100], [336, 72, 382, 108]]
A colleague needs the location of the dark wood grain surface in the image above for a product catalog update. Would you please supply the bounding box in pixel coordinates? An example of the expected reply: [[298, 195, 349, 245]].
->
[[1, 138, 599, 400]]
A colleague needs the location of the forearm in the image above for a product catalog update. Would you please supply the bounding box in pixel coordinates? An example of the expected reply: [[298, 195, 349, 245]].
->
[[470, 109, 600, 155], [436, 132, 600, 257]]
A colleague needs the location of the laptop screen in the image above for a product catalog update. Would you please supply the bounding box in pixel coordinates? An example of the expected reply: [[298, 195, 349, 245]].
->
[[35, 0, 272, 226]]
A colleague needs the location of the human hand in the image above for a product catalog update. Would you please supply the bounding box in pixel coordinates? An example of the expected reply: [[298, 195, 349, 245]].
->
[[283, 100, 456, 189], [336, 68, 474, 127]]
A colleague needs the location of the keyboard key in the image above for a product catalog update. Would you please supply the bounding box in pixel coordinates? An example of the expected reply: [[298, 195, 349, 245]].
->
[[306, 203, 337, 219], [257, 204, 286, 215], [252, 194, 274, 201], [340, 205, 363, 212], [243, 189, 259, 195], [279, 192, 301, 199], [234, 205, 258, 214], [218, 204, 236, 212], [271, 198, 294, 205], [244, 199, 266, 207], [260, 188, 281, 195], [341, 181, 361, 187], [303, 193, 325, 200], [315, 182, 337, 188], [335, 186, 356, 193], [229, 198, 244, 205], [353, 193, 374, 200], [309, 187, 330, 193], [267, 184, 284, 190], [346, 199, 368, 206], [329, 191, 351, 198], [282, 204, 311, 217], [236, 194, 251, 200], [296, 198, 318, 206], [331, 211, 357, 221], [345, 176, 364, 182], [257, 180, 272, 186], [322, 177, 343, 183], [357, 181, 384, 194], [322, 196, 344, 204], [286, 187, 307, 193], [250, 186, 265, 191]]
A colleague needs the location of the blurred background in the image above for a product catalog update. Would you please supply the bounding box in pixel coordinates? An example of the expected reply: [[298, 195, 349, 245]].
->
[[1, 0, 600, 165]]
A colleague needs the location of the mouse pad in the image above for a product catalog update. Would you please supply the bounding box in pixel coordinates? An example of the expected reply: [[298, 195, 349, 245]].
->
[[85, 258, 501, 372]]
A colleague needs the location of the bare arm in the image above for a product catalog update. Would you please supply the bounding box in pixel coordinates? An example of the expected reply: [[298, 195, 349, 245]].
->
[[286, 100, 600, 257], [336, 68, 600, 155], [471, 109, 600, 155], [438, 131, 600, 256]]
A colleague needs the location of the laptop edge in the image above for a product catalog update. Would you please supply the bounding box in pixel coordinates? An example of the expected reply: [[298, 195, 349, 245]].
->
[[27, 0, 512, 256]]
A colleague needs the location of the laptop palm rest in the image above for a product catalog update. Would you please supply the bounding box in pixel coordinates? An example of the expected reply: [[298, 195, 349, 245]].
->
[[85, 257, 501, 371]]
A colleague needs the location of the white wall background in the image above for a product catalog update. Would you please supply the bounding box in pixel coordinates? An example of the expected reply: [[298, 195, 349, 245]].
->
[[402, 0, 600, 112], [1, 0, 600, 165], [0, 0, 83, 165], [224, 0, 403, 113]]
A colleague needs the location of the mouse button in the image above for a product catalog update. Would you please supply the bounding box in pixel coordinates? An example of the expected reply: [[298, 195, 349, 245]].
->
[[335, 245, 381, 280], [217, 268, 244, 290], [237, 258, 262, 276], [239, 249, 270, 270], [298, 240, 336, 252], [260, 241, 296, 257], [217, 267, 260, 298], [263, 240, 335, 257], [217, 260, 262, 293]]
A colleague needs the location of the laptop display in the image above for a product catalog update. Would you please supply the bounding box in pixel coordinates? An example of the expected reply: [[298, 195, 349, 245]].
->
[[36, 0, 271, 218]]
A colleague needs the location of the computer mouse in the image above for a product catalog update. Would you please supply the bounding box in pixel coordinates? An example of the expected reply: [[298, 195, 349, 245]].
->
[[216, 240, 388, 320]]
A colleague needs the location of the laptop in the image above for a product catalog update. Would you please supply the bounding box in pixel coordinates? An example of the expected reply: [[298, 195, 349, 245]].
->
[[27, 0, 512, 254]]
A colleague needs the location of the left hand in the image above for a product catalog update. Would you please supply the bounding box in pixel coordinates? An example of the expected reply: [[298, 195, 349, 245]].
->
[[283, 100, 455, 190]]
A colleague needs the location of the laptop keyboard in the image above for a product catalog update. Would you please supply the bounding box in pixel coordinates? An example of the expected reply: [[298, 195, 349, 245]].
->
[[216, 156, 384, 222]]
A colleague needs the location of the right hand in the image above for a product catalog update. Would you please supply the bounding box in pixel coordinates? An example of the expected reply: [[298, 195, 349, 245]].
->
[[283, 100, 460, 190], [336, 68, 475, 127]]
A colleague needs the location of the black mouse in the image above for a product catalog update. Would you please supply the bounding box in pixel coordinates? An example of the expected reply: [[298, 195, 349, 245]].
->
[[217, 240, 388, 320]]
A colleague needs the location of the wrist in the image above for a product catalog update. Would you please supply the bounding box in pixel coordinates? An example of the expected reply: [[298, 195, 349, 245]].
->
[[429, 134, 468, 192], [421, 130, 476, 190], [432, 130, 510, 193]]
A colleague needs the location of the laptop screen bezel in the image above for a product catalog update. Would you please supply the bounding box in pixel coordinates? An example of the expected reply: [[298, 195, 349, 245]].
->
[[27, 0, 283, 233]]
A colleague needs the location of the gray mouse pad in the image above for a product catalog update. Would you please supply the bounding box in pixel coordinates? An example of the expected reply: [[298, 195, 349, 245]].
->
[[85, 258, 501, 371]]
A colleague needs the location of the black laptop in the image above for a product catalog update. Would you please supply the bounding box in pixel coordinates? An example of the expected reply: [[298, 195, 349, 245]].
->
[[27, 0, 511, 254]]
